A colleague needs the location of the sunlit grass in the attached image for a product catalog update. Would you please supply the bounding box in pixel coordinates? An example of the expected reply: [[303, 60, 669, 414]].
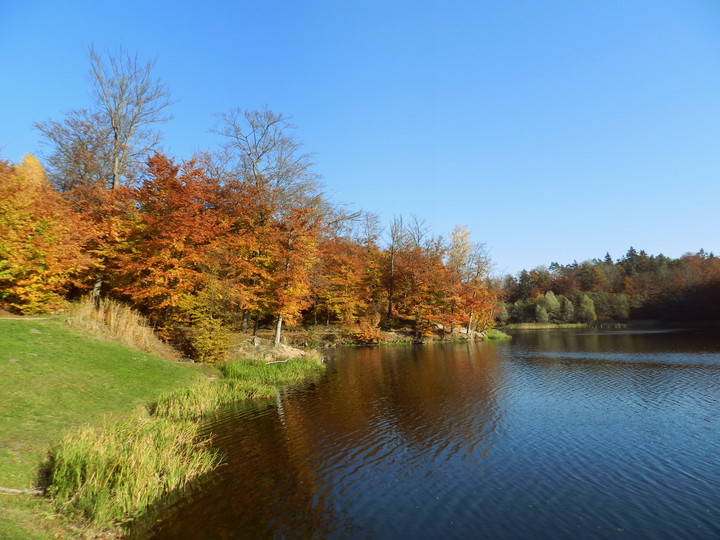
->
[[484, 328, 512, 340], [153, 352, 325, 421], [46, 409, 219, 527]]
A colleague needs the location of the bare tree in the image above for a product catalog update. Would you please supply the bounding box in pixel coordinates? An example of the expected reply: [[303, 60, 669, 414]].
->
[[211, 107, 321, 208], [386, 215, 406, 318], [36, 109, 113, 192], [406, 215, 429, 249], [36, 45, 172, 191], [89, 45, 172, 189]]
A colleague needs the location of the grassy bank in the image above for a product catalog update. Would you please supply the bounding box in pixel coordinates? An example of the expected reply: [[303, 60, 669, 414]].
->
[[45, 356, 324, 531], [0, 317, 210, 538], [0, 315, 324, 537], [484, 328, 512, 340]]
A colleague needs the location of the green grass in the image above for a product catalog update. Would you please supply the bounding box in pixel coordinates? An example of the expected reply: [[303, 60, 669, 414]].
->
[[153, 355, 326, 421], [484, 328, 512, 340], [46, 409, 219, 528], [0, 318, 210, 538]]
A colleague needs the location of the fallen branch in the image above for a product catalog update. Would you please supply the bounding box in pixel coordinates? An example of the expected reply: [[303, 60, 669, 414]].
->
[[0, 485, 43, 495]]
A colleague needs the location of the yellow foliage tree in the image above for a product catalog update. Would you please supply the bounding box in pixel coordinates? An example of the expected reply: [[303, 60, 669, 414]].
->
[[0, 155, 94, 313]]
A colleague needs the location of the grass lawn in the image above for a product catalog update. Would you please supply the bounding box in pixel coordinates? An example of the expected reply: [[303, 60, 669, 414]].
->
[[0, 317, 210, 538]]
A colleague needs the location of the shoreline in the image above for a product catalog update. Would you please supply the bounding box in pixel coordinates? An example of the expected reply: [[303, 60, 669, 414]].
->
[[0, 317, 323, 538]]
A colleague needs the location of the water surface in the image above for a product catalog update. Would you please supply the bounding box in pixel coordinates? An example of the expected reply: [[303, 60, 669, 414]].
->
[[135, 328, 720, 539]]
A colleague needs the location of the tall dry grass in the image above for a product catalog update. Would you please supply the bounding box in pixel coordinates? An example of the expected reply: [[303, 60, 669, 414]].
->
[[65, 297, 178, 359]]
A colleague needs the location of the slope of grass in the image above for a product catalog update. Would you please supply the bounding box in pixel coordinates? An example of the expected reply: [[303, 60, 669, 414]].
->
[[0, 317, 210, 537]]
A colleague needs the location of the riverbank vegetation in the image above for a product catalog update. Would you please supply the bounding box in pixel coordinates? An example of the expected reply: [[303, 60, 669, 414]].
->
[[0, 316, 208, 537], [0, 306, 325, 536], [483, 328, 512, 340], [496, 248, 720, 325], [45, 354, 324, 529], [152, 355, 325, 421]]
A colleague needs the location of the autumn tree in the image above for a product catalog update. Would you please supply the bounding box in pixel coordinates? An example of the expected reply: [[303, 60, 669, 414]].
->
[[267, 207, 322, 346], [447, 226, 495, 334], [381, 218, 455, 337], [0, 155, 94, 313], [211, 107, 328, 345], [113, 154, 223, 333]]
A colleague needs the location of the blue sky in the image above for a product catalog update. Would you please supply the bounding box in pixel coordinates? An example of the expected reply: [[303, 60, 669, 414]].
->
[[1, 0, 719, 275]]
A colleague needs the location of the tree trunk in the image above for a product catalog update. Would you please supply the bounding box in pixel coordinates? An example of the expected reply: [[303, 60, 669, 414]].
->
[[111, 141, 121, 189], [92, 271, 103, 309], [466, 312, 473, 337], [387, 249, 395, 318], [274, 313, 284, 347]]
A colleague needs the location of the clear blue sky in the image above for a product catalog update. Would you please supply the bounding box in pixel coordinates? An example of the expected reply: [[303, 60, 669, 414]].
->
[[2, 0, 719, 275]]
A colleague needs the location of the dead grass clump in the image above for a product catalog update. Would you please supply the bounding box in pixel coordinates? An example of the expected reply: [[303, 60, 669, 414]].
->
[[65, 297, 179, 359]]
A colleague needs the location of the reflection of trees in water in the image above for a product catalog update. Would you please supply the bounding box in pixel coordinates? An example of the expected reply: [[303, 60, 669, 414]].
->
[[135, 399, 339, 539], [273, 343, 505, 531], [507, 329, 720, 420], [139, 343, 505, 538], [518, 328, 720, 357]]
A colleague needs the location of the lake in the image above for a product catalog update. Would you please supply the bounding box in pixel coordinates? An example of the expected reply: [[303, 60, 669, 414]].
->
[[133, 327, 720, 539]]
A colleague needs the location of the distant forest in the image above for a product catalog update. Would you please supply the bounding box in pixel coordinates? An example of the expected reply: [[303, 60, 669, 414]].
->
[[497, 248, 720, 324]]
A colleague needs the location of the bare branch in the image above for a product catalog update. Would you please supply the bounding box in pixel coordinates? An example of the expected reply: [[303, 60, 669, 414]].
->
[[210, 107, 321, 207]]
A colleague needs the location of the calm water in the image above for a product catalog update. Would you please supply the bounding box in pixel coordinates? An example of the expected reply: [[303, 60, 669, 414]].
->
[[133, 328, 720, 539]]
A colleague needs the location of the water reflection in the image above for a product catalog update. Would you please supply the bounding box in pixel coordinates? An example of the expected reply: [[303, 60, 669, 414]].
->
[[134, 329, 720, 539]]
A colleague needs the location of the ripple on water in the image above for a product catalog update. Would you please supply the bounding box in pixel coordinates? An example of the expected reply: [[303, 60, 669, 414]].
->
[[138, 331, 720, 539]]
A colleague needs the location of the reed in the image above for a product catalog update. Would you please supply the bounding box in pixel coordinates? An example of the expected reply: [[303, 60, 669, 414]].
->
[[153, 353, 325, 421], [46, 409, 218, 527], [220, 355, 325, 386], [151, 379, 276, 421]]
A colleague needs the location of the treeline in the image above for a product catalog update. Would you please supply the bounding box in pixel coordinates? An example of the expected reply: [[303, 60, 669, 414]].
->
[[498, 248, 720, 324], [0, 48, 496, 359]]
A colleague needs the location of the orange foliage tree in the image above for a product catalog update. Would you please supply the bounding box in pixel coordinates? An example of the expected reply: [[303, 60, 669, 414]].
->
[[112, 154, 224, 330], [315, 234, 384, 342], [266, 206, 321, 346]]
